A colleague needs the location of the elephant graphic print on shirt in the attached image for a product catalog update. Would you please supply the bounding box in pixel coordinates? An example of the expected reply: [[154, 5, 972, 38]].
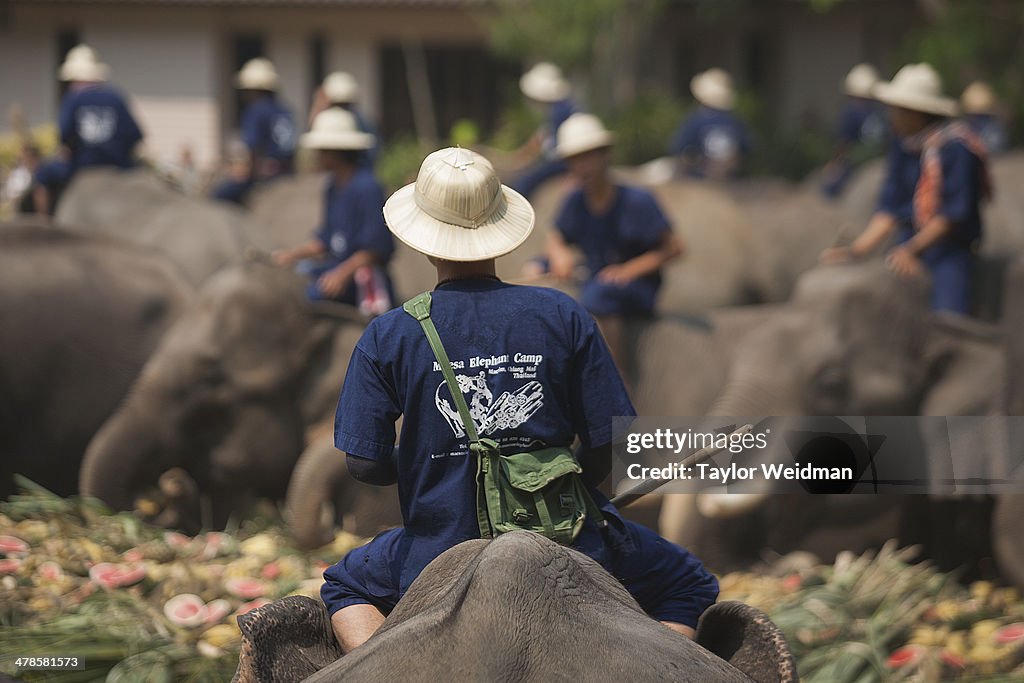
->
[[435, 371, 545, 438]]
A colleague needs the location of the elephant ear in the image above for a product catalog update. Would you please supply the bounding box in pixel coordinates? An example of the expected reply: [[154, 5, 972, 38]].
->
[[232, 595, 341, 683], [696, 601, 798, 683]]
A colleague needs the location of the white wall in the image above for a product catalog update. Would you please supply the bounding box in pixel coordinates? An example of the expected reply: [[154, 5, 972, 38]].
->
[[0, 15, 58, 135]]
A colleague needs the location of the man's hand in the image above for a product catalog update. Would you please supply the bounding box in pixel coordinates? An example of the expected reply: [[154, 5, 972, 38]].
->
[[597, 263, 635, 285], [271, 249, 298, 267], [886, 246, 923, 278], [549, 251, 577, 280], [318, 264, 353, 298]]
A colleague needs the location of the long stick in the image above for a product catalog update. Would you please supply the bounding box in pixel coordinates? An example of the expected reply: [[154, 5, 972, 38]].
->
[[610, 423, 753, 508]]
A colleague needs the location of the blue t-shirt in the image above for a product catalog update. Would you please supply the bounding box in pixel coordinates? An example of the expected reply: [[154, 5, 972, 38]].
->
[[966, 114, 1008, 156], [314, 168, 395, 264], [334, 279, 634, 590], [240, 96, 297, 161], [668, 107, 752, 174], [58, 84, 143, 171], [836, 98, 887, 147], [877, 135, 984, 247], [555, 185, 672, 315], [541, 98, 578, 158]]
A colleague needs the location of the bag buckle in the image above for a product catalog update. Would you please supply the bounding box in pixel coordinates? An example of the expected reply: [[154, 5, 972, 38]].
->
[[559, 493, 575, 511], [512, 509, 531, 524]]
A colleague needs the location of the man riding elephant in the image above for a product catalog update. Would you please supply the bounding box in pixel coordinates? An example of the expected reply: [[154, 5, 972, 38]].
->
[[821, 63, 992, 316], [321, 147, 718, 653]]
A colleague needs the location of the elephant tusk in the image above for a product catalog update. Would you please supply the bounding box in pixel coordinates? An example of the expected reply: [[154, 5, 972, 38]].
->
[[696, 490, 766, 519]]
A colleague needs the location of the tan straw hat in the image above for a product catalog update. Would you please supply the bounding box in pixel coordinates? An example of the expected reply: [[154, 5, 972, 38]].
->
[[235, 58, 279, 91], [874, 63, 958, 117], [691, 68, 736, 110], [555, 113, 615, 159], [323, 71, 359, 104], [59, 45, 110, 83], [961, 81, 998, 115], [519, 62, 571, 103], [844, 63, 880, 98], [300, 109, 375, 150], [383, 147, 535, 261]]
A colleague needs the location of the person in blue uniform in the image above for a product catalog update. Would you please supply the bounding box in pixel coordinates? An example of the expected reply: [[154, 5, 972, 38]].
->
[[309, 71, 380, 166], [212, 58, 297, 205], [272, 109, 394, 314], [821, 64, 992, 316], [545, 113, 684, 370], [961, 81, 1009, 156], [320, 146, 717, 652], [668, 68, 752, 180], [510, 62, 578, 198], [822, 64, 889, 198], [34, 45, 144, 216]]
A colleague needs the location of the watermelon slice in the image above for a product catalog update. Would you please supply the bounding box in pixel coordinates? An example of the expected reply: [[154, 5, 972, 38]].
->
[[164, 594, 206, 628], [225, 577, 268, 599]]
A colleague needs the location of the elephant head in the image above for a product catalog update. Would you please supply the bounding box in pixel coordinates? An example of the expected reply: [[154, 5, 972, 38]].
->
[[79, 261, 358, 527]]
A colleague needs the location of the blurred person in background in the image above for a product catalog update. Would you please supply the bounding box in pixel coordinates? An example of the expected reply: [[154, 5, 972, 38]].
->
[[3, 142, 41, 214], [668, 68, 752, 180], [212, 58, 297, 205], [821, 64, 991, 316], [822, 63, 888, 198], [272, 109, 394, 315], [961, 81, 1009, 156], [309, 71, 379, 166], [34, 45, 144, 216], [510, 62, 578, 199], [543, 113, 684, 372]]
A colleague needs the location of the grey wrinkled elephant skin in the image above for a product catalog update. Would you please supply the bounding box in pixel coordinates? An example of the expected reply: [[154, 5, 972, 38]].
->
[[233, 533, 796, 683]]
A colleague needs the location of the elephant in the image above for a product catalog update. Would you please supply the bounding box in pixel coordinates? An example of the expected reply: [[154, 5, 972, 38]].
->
[[0, 220, 191, 497], [657, 261, 1010, 575], [78, 260, 380, 530], [55, 167, 272, 285], [232, 532, 796, 683]]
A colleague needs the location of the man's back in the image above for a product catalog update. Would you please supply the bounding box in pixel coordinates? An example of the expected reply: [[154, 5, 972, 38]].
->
[[59, 85, 142, 170]]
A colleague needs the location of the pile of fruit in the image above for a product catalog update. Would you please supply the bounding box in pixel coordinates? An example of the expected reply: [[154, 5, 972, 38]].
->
[[2, 482, 1023, 682]]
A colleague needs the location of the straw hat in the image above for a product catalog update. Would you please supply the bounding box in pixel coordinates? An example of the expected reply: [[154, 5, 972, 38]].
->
[[555, 113, 615, 159], [300, 109, 375, 150], [323, 71, 359, 104], [519, 62, 571, 103], [874, 63, 958, 117], [844, 63, 879, 98], [235, 58, 279, 91], [59, 45, 110, 83], [961, 81, 998, 115], [383, 147, 535, 262], [691, 68, 736, 110]]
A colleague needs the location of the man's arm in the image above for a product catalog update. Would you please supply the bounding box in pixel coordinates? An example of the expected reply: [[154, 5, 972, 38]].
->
[[346, 451, 398, 486], [598, 231, 684, 284], [273, 239, 328, 266], [821, 211, 897, 264], [547, 229, 578, 280], [317, 249, 381, 298]]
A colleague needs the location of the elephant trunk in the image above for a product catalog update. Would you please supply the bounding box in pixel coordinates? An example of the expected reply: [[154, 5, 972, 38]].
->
[[286, 437, 350, 549]]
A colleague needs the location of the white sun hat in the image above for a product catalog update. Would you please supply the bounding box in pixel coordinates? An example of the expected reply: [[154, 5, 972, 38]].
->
[[844, 63, 880, 98], [961, 81, 998, 115], [554, 113, 616, 159], [691, 68, 736, 110], [58, 45, 110, 83], [519, 62, 571, 103], [235, 58, 280, 91], [383, 147, 535, 262], [300, 109, 375, 150], [874, 63, 958, 117], [323, 71, 359, 104]]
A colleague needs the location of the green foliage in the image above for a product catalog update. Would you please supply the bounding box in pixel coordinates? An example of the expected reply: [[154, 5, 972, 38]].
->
[[375, 135, 430, 193], [487, 100, 543, 152], [607, 93, 689, 166]]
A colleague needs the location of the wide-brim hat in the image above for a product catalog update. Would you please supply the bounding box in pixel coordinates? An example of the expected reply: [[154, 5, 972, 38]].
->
[[519, 62, 571, 103], [301, 108, 374, 150], [691, 68, 736, 110], [383, 147, 535, 262], [323, 71, 359, 104], [844, 63, 879, 98], [874, 63, 958, 117], [236, 58, 279, 91], [961, 81, 998, 115], [555, 113, 616, 159], [59, 45, 109, 82]]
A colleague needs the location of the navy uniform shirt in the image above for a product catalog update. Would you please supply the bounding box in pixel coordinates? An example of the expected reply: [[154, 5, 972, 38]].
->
[[877, 136, 984, 247], [334, 279, 635, 592], [668, 107, 752, 175], [555, 185, 673, 316], [836, 98, 887, 147], [240, 95, 297, 163], [540, 98, 577, 159], [966, 113, 1008, 156], [314, 168, 394, 265], [58, 84, 143, 171]]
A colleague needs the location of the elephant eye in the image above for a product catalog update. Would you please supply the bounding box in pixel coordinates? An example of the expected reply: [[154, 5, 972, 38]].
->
[[812, 364, 849, 401]]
